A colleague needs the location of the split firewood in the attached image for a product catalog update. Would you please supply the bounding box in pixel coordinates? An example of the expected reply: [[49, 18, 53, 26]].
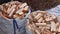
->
[[35, 13, 43, 20], [0, 5, 3, 10], [34, 10, 48, 14], [52, 33, 56, 34], [20, 3, 27, 8], [58, 25, 60, 32], [7, 5, 16, 14], [35, 29, 40, 34], [38, 17, 43, 23], [35, 23, 46, 26], [23, 6, 29, 11], [42, 29, 52, 34], [58, 33, 60, 34], [45, 26, 50, 29], [52, 15, 56, 20], [44, 14, 53, 21], [50, 21, 57, 32], [16, 8, 24, 15], [9, 8, 15, 17], [13, 14, 19, 18]]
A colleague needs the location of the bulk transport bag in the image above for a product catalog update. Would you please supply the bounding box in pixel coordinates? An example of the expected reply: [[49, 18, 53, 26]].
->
[[26, 5, 60, 34], [0, 1, 31, 34], [0, 9, 31, 34]]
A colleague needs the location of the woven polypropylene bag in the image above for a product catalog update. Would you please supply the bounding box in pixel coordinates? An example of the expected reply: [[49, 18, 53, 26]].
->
[[26, 5, 60, 34], [0, 8, 31, 34]]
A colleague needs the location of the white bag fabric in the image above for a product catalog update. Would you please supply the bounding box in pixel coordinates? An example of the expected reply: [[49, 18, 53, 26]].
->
[[26, 5, 60, 34]]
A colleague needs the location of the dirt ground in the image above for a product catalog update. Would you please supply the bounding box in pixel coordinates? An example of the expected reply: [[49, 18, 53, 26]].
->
[[57, 0, 60, 3], [14, 0, 60, 11]]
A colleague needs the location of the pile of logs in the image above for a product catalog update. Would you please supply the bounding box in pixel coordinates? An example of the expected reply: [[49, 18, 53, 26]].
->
[[27, 11, 60, 34], [0, 1, 29, 19]]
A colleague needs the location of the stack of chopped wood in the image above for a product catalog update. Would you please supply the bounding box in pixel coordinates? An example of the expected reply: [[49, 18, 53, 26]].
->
[[27, 11, 60, 34], [0, 1, 29, 19]]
